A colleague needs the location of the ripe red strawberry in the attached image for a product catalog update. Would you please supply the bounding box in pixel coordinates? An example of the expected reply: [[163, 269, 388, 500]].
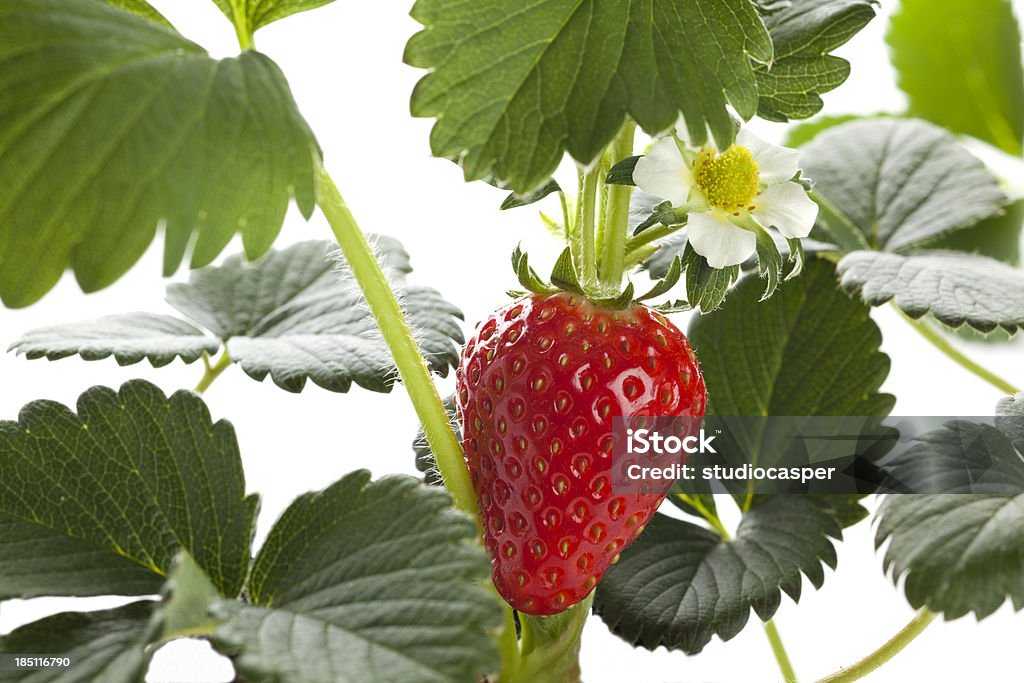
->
[[456, 292, 706, 615]]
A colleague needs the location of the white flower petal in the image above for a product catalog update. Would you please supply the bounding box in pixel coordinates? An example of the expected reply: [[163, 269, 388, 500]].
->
[[737, 128, 800, 184], [752, 182, 819, 238], [687, 211, 757, 268], [632, 137, 693, 205]]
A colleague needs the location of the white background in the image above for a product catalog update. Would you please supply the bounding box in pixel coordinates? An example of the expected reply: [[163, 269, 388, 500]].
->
[[1, 1, 1023, 681]]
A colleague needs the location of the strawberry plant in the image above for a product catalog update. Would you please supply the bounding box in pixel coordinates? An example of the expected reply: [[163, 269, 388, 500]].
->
[[1, 0, 1023, 682]]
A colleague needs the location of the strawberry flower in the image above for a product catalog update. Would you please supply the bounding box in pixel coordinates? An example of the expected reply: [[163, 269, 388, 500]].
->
[[632, 125, 818, 268]]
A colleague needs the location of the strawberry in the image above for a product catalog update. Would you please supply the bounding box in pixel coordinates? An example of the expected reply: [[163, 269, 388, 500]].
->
[[456, 292, 706, 615]]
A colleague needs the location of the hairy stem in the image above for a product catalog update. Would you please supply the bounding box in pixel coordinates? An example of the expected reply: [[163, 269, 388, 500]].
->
[[316, 163, 479, 522], [575, 168, 600, 292], [194, 350, 232, 394], [764, 619, 799, 683], [512, 595, 594, 683], [896, 306, 1020, 394], [600, 121, 636, 288], [816, 609, 937, 683]]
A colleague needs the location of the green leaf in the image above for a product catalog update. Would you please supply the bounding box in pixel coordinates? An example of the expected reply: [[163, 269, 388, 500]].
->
[[996, 393, 1024, 453], [9, 313, 219, 368], [501, 179, 561, 210], [211, 0, 338, 33], [0, 0, 320, 308], [876, 406, 1024, 619], [783, 113, 879, 147], [413, 396, 457, 487], [752, 224, 784, 300], [594, 496, 857, 653], [888, 0, 1024, 156], [0, 380, 257, 599], [103, 0, 173, 27], [405, 0, 772, 192], [756, 0, 878, 121], [0, 602, 156, 683], [681, 241, 740, 313], [212, 471, 501, 683], [927, 198, 1023, 266], [690, 258, 893, 418], [166, 239, 464, 393], [801, 119, 1008, 252], [837, 250, 1024, 334]]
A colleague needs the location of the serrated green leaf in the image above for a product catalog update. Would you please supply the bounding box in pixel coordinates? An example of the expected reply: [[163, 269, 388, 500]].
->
[[755, 0, 877, 121], [9, 313, 219, 368], [405, 0, 772, 192], [753, 225, 783, 300], [0, 381, 257, 599], [211, 0, 337, 33], [0, 0, 320, 308], [681, 241, 740, 313], [877, 412, 1024, 619], [837, 250, 1024, 334], [801, 119, 1008, 252], [212, 471, 501, 683], [0, 602, 156, 683], [103, 0, 173, 27], [595, 496, 855, 654], [164, 239, 464, 393], [888, 0, 1024, 156], [996, 393, 1024, 453]]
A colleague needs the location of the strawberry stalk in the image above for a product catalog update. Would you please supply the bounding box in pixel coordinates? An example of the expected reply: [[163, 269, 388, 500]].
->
[[315, 162, 479, 522], [599, 121, 636, 289]]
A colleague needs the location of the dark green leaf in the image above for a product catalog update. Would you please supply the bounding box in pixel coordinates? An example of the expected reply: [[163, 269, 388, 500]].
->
[[413, 396, 457, 487], [212, 0, 338, 33], [595, 496, 856, 653], [159, 551, 221, 640], [212, 471, 501, 683], [405, 0, 772, 192], [104, 0, 173, 27], [0, 602, 156, 683], [755, 0, 878, 121], [0, 0, 320, 308], [165, 239, 464, 393], [0, 381, 257, 599], [9, 313, 219, 368], [877, 410, 1024, 618], [801, 119, 1008, 252], [549, 247, 584, 295], [888, 0, 1024, 156], [501, 179, 561, 210], [605, 156, 641, 186], [837, 250, 1024, 334]]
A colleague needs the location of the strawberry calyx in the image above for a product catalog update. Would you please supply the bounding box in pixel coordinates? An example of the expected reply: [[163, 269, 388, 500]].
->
[[509, 245, 685, 312]]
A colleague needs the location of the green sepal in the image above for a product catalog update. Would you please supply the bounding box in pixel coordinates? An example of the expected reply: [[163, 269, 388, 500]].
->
[[785, 237, 806, 280], [512, 245, 557, 295], [501, 179, 562, 210], [605, 156, 642, 186], [752, 226, 784, 301], [635, 200, 688, 235], [592, 282, 636, 310], [654, 300, 692, 314], [683, 243, 740, 313], [636, 255, 683, 302], [549, 247, 585, 295]]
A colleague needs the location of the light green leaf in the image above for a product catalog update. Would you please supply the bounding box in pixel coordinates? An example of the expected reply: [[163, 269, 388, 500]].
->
[[166, 239, 464, 393], [405, 0, 772, 192], [212, 471, 501, 683], [876, 407, 1024, 619], [837, 250, 1024, 334], [595, 496, 861, 653], [103, 0, 173, 27], [888, 0, 1024, 156], [9, 313, 219, 368], [159, 551, 221, 640], [212, 0, 337, 33], [756, 0, 878, 121], [0, 602, 156, 683], [928, 198, 1023, 266], [783, 113, 880, 147], [0, 0, 320, 308], [0, 381, 257, 599], [801, 119, 1008, 252]]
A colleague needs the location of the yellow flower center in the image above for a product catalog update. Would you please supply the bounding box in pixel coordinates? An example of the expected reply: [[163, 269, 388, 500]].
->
[[694, 145, 760, 211]]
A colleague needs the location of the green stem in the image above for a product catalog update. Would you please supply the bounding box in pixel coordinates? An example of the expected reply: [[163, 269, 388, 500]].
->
[[816, 609, 937, 683], [764, 619, 799, 683], [228, 0, 254, 50], [600, 121, 636, 288], [624, 221, 685, 261], [315, 163, 479, 522], [194, 351, 232, 394], [511, 595, 593, 683], [675, 493, 731, 539], [896, 306, 1020, 394], [575, 168, 600, 292], [496, 603, 521, 681]]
